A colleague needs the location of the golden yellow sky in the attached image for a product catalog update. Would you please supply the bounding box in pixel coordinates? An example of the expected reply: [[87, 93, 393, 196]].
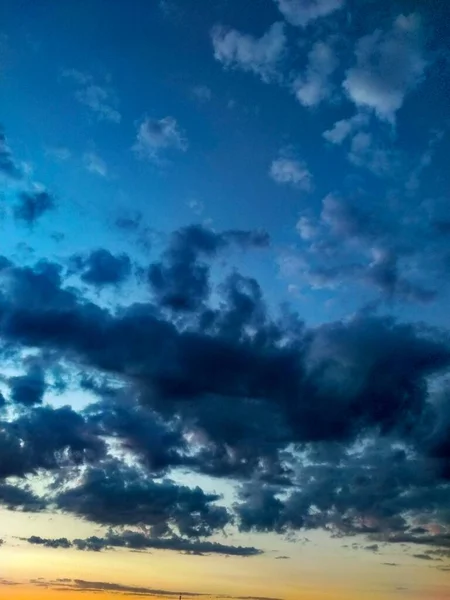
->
[[2, 526, 449, 600]]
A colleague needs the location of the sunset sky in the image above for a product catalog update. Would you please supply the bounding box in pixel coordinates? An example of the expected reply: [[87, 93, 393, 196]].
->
[[1, 0, 450, 599]]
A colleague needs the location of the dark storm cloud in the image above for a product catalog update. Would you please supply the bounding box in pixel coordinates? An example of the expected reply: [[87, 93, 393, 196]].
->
[[0, 225, 450, 554], [9, 363, 46, 405], [55, 459, 230, 536], [0, 405, 105, 479], [0, 129, 22, 179], [85, 396, 187, 474], [0, 252, 449, 452], [13, 190, 55, 225], [70, 249, 132, 287], [0, 483, 46, 511], [236, 439, 450, 545], [148, 225, 269, 311]]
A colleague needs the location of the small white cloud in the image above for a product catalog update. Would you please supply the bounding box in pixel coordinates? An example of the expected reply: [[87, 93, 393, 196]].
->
[[296, 216, 319, 240], [274, 0, 345, 27], [133, 116, 188, 163], [293, 40, 338, 107], [83, 151, 108, 177], [187, 198, 205, 216], [211, 22, 286, 83], [343, 13, 427, 122], [323, 114, 368, 145], [62, 69, 121, 123], [270, 155, 313, 191], [191, 85, 213, 103]]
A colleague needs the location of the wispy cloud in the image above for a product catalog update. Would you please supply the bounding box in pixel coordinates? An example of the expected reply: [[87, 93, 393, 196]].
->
[[61, 69, 121, 123]]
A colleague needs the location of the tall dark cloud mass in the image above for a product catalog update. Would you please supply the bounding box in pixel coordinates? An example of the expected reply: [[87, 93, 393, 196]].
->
[[0, 221, 449, 560]]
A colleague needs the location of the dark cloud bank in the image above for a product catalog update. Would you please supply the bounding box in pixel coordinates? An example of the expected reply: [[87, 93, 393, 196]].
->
[[0, 217, 450, 564]]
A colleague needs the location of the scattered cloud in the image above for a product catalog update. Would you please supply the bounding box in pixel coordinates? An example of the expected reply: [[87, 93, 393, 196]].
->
[[61, 69, 121, 123], [212, 22, 286, 83], [133, 116, 188, 163], [26, 531, 261, 557], [270, 154, 313, 191]]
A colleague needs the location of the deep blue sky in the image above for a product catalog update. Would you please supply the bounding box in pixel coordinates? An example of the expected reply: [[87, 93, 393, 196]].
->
[[1, 1, 450, 599]]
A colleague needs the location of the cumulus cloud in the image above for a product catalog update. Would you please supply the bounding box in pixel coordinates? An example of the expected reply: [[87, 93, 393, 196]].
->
[[133, 116, 188, 163], [70, 248, 131, 287], [269, 154, 313, 191], [343, 13, 427, 122], [274, 0, 345, 27], [292, 40, 339, 107], [211, 22, 286, 83]]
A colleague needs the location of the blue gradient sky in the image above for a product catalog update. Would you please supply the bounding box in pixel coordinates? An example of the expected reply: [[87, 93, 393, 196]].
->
[[1, 1, 450, 599]]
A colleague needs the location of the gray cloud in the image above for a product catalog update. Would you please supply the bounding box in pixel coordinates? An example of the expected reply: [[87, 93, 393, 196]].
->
[[344, 13, 427, 122]]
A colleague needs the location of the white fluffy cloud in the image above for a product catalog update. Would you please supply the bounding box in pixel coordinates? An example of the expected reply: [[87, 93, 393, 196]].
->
[[211, 22, 286, 82], [343, 13, 427, 122], [274, 0, 345, 27], [270, 155, 313, 191], [133, 116, 188, 162], [293, 40, 338, 107]]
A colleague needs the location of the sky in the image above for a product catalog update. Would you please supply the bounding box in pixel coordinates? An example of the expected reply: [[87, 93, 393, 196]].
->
[[1, 0, 450, 598]]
